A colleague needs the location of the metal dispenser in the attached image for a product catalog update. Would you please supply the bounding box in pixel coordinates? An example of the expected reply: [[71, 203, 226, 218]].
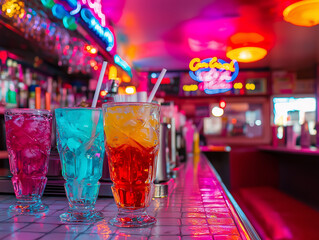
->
[[155, 123, 169, 183], [154, 102, 178, 198], [160, 102, 177, 176]]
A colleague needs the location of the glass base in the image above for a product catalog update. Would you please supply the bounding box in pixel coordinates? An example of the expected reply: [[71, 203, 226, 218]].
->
[[60, 210, 103, 224], [8, 202, 48, 215], [109, 209, 156, 228]]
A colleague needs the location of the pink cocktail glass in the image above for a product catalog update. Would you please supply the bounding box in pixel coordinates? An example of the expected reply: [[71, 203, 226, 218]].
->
[[5, 109, 52, 214]]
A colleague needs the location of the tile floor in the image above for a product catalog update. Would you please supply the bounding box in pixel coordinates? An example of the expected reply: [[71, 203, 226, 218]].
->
[[0, 155, 250, 240]]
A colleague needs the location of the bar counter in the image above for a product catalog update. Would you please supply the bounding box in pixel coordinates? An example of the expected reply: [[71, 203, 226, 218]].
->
[[0, 154, 258, 240]]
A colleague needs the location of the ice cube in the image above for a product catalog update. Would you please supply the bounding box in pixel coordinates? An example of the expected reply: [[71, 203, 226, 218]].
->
[[26, 116, 48, 136], [67, 138, 82, 151], [22, 148, 36, 159], [124, 119, 145, 130], [13, 115, 24, 128], [21, 147, 44, 173]]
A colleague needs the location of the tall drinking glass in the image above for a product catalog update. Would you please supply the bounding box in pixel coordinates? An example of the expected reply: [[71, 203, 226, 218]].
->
[[5, 109, 52, 214], [103, 102, 160, 227], [55, 108, 104, 223]]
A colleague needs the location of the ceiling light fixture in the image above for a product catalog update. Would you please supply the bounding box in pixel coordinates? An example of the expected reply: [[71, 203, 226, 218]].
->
[[226, 32, 269, 63], [283, 0, 319, 27], [226, 47, 267, 63]]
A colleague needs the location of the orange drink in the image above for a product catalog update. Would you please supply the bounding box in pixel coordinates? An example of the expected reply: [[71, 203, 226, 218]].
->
[[103, 102, 160, 227]]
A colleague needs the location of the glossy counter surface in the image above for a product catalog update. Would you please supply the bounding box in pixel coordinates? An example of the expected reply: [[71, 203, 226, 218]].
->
[[259, 145, 319, 156], [0, 154, 258, 240]]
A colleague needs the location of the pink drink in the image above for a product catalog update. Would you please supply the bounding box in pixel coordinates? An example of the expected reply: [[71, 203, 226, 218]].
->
[[5, 109, 52, 208]]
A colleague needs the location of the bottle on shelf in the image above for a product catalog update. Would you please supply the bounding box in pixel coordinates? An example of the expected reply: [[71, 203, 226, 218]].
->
[[51, 79, 59, 110], [67, 87, 75, 107], [0, 66, 8, 109], [28, 72, 39, 109], [6, 60, 18, 108], [0, 59, 93, 111], [17, 64, 28, 108]]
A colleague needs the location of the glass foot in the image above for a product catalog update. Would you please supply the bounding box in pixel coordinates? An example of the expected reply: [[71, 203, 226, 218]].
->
[[8, 202, 48, 215], [109, 209, 156, 228], [60, 210, 103, 224]]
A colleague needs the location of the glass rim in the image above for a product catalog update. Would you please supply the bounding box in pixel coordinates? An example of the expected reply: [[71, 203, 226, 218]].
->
[[102, 102, 160, 108], [5, 108, 52, 115], [55, 107, 102, 111]]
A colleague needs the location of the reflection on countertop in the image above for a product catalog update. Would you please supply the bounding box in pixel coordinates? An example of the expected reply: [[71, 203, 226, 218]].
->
[[0, 154, 258, 239], [200, 145, 231, 152]]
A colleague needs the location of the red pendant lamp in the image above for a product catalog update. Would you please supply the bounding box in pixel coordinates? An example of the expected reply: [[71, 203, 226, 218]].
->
[[226, 32, 268, 63], [283, 0, 319, 27]]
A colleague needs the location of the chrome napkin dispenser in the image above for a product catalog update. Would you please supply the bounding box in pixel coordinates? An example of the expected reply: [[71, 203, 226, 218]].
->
[[155, 123, 170, 183]]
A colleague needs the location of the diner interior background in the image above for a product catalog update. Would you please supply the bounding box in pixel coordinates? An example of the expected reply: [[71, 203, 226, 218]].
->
[[0, 0, 319, 239]]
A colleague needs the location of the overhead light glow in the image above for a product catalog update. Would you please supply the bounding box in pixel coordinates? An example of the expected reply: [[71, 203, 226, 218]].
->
[[227, 47, 267, 63], [2, 0, 25, 18], [118, 87, 125, 95], [255, 120, 262, 126], [283, 0, 319, 27], [230, 33, 265, 44], [108, 66, 117, 79], [151, 73, 157, 78], [90, 59, 97, 67], [122, 74, 131, 83], [219, 100, 226, 109], [231, 118, 237, 124], [212, 107, 224, 117], [85, 45, 97, 54], [100, 90, 107, 97], [90, 48, 97, 54], [125, 86, 136, 95]]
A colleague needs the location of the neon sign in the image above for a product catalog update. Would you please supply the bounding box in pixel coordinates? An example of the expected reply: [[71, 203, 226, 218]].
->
[[81, 0, 106, 27], [80, 8, 114, 52], [63, 0, 105, 26], [189, 57, 239, 94], [151, 77, 170, 84], [114, 54, 132, 77], [183, 84, 198, 92], [70, 2, 81, 15]]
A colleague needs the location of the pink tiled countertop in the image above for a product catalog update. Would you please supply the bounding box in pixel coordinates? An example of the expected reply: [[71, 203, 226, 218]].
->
[[0, 154, 259, 240]]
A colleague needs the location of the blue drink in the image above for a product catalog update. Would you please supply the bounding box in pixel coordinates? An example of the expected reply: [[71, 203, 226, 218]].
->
[[55, 108, 104, 223]]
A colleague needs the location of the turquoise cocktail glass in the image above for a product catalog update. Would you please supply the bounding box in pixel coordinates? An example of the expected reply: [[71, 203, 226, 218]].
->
[[55, 108, 104, 223]]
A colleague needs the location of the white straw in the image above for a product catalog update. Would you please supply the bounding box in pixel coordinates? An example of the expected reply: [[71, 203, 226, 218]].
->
[[147, 68, 167, 103], [91, 61, 108, 108]]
